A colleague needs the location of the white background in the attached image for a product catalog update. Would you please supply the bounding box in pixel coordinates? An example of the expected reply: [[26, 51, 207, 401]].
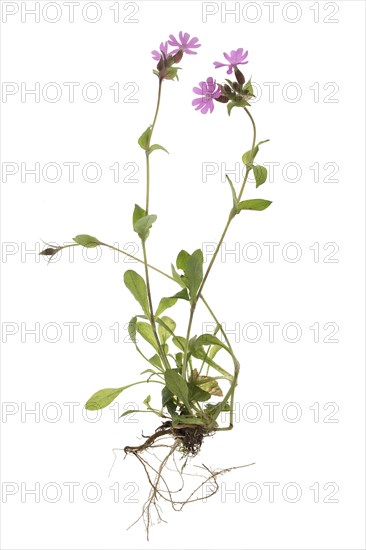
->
[[1, 1, 365, 549]]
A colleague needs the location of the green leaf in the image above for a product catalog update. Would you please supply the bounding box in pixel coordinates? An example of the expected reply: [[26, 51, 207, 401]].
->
[[133, 204, 146, 227], [227, 99, 251, 116], [176, 250, 191, 271], [193, 334, 231, 355], [185, 249, 203, 303], [209, 344, 221, 360], [171, 264, 186, 288], [120, 409, 138, 418], [149, 144, 169, 154], [133, 214, 157, 241], [242, 139, 270, 166], [162, 386, 174, 407], [253, 165, 268, 188], [172, 335, 186, 352], [73, 234, 101, 248], [157, 316, 176, 345], [188, 383, 211, 402], [190, 348, 232, 380], [124, 270, 150, 317], [226, 175, 239, 213], [164, 369, 190, 409], [237, 199, 272, 212], [143, 395, 152, 407], [149, 354, 163, 370], [128, 316, 137, 343], [85, 383, 140, 410], [244, 79, 255, 98], [155, 288, 189, 317], [162, 385, 177, 417], [175, 352, 183, 369], [138, 126, 152, 150], [136, 322, 159, 353], [164, 66, 181, 81]]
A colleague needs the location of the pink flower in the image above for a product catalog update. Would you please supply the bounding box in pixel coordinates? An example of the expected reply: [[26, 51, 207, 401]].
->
[[151, 41, 170, 61], [214, 48, 249, 74], [192, 77, 221, 114], [168, 31, 201, 55]]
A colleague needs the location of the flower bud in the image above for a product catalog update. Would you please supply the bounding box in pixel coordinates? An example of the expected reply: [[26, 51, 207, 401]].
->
[[40, 246, 61, 257], [156, 56, 164, 71], [234, 67, 245, 86], [214, 95, 229, 103], [172, 49, 183, 64]]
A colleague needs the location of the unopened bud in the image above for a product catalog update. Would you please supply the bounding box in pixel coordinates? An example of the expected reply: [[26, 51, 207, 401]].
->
[[215, 95, 229, 103], [172, 49, 183, 64], [39, 246, 61, 257], [234, 67, 245, 86]]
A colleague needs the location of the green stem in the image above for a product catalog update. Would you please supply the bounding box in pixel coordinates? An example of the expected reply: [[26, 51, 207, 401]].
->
[[141, 78, 169, 369], [145, 78, 162, 213], [196, 108, 256, 306], [181, 107, 255, 397]]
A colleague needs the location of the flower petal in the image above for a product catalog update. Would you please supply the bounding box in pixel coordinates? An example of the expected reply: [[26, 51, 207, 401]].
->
[[201, 101, 212, 114], [168, 35, 179, 46]]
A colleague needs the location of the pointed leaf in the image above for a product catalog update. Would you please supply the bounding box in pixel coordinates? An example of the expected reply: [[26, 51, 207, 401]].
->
[[176, 250, 191, 271], [171, 264, 186, 288], [138, 126, 152, 150], [242, 139, 270, 166], [185, 249, 203, 303], [193, 333, 231, 355], [164, 369, 190, 409], [85, 382, 141, 410], [136, 322, 159, 353], [237, 199, 272, 212], [149, 354, 163, 370], [149, 144, 169, 154], [226, 175, 239, 212], [157, 316, 176, 345], [244, 79, 255, 98], [172, 335, 187, 352], [253, 165, 268, 188], [190, 349, 232, 379], [124, 270, 150, 317], [128, 316, 138, 343], [155, 288, 189, 317], [133, 214, 157, 241], [73, 234, 101, 248], [133, 204, 146, 227]]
